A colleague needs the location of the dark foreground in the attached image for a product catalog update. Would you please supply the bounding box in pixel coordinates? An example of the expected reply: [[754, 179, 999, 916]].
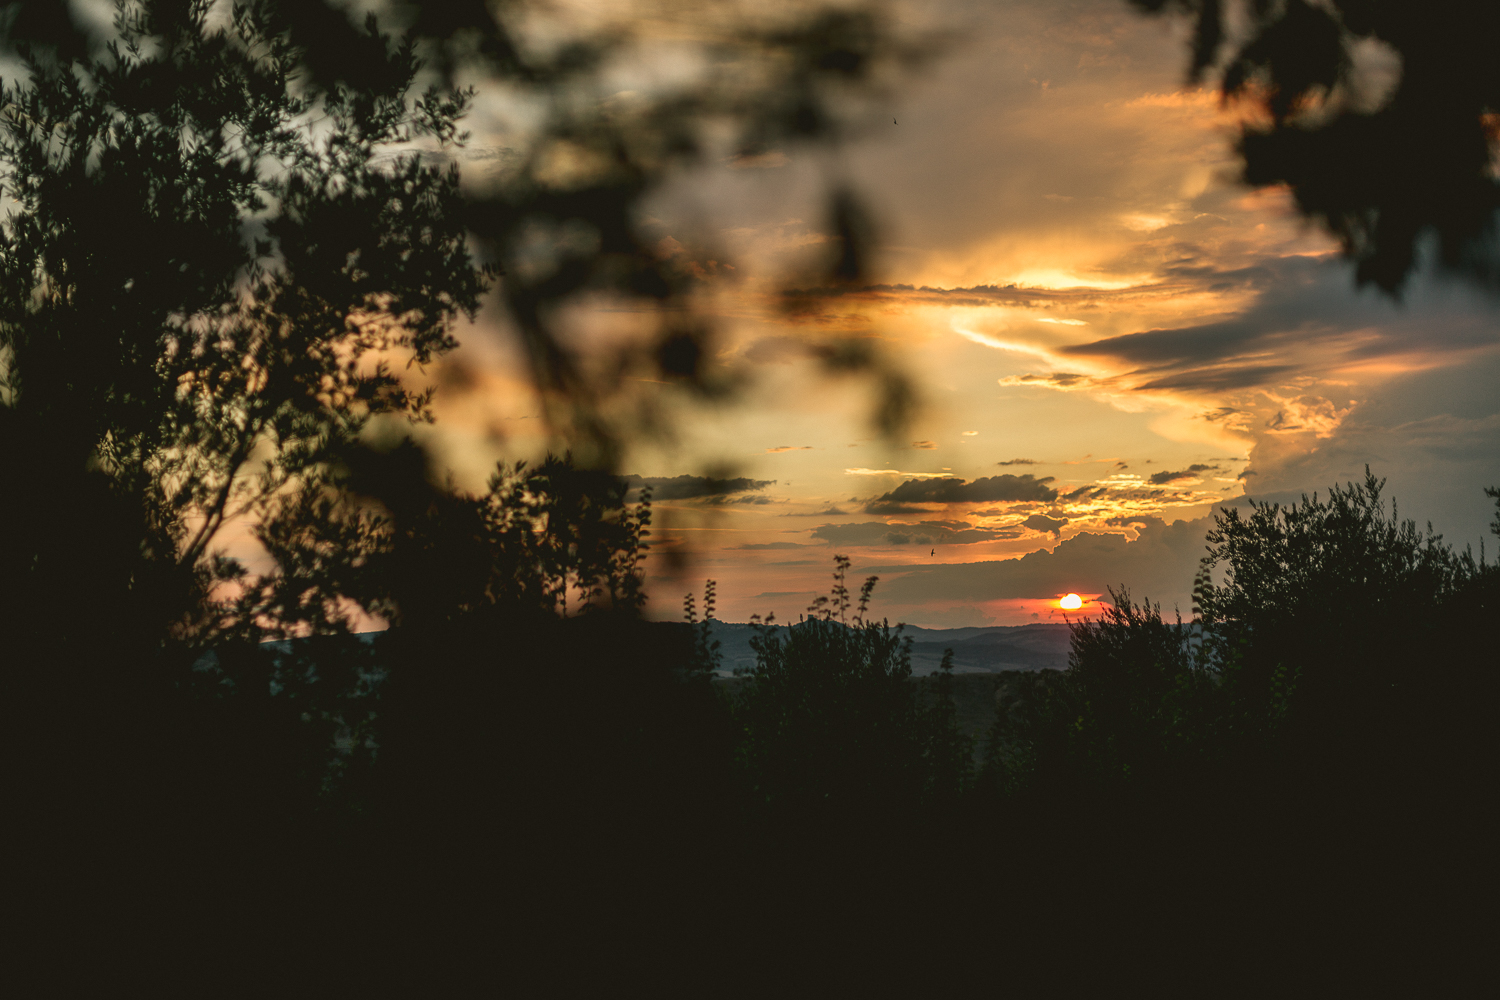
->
[[11, 614, 1494, 992]]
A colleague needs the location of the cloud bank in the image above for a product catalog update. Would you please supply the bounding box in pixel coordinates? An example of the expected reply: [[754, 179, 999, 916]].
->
[[811, 520, 1021, 547], [624, 475, 774, 500], [873, 474, 1058, 505]]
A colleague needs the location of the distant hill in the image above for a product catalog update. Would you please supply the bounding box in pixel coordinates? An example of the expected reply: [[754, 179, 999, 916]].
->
[[697, 620, 1071, 677], [200, 620, 1074, 681]]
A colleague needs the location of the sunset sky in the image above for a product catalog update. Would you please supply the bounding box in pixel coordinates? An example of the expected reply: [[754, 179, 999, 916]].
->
[[406, 0, 1499, 628]]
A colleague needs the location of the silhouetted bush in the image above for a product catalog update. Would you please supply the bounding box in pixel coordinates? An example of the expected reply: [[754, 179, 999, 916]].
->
[[986, 588, 1219, 804], [731, 557, 972, 822], [980, 471, 1500, 978], [998, 470, 1496, 799]]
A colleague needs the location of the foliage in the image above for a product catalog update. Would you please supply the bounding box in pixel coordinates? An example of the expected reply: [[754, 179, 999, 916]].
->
[[987, 589, 1217, 799], [0, 3, 498, 870], [921, 647, 976, 803], [733, 556, 971, 815], [0, 4, 677, 876], [1196, 468, 1482, 749], [0, 0, 930, 672], [0, 0, 487, 666], [683, 577, 724, 675], [50, 0, 930, 463], [217, 453, 659, 812], [243, 451, 653, 637], [0, 7, 939, 904], [0, 0, 934, 973], [992, 468, 1498, 804], [1132, 0, 1500, 293]]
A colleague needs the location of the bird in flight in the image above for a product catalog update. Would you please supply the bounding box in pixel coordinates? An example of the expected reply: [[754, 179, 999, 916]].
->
[[894, 117, 898, 125], [930, 547, 935, 557]]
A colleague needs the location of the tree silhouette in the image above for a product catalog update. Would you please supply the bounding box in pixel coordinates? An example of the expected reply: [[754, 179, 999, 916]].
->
[[0, 1, 487, 667], [1002, 471, 1496, 799], [1195, 469, 1495, 783], [111, 0, 928, 462], [733, 556, 971, 819], [0, 6, 915, 972], [973, 474, 1500, 983], [0, 0, 930, 661], [1133, 0, 1500, 294], [0, 8, 497, 952], [987, 588, 1215, 802], [999, 472, 1496, 863]]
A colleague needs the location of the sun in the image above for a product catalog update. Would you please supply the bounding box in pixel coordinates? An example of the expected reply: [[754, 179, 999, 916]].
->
[[1059, 593, 1083, 610]]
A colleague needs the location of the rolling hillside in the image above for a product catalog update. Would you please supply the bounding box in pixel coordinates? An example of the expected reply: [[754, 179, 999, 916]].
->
[[699, 620, 1072, 676]]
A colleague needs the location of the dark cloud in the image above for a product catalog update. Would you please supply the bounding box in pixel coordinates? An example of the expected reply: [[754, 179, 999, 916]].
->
[[791, 260, 1498, 402], [709, 493, 778, 505], [998, 458, 1039, 466], [733, 541, 807, 550], [1038, 256, 1500, 396], [782, 504, 849, 517], [1147, 464, 1220, 485], [1061, 319, 1266, 365], [777, 280, 1191, 310], [911, 440, 938, 449], [1021, 513, 1068, 536], [1053, 258, 1330, 370], [1003, 372, 1091, 388], [1106, 515, 1168, 529], [1132, 365, 1296, 393], [863, 500, 933, 515], [1157, 262, 1277, 285], [811, 520, 1021, 546], [623, 474, 773, 500], [872, 474, 1058, 507]]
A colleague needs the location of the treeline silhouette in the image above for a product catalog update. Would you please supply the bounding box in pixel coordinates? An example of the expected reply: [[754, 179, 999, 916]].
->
[[13, 462, 1496, 985]]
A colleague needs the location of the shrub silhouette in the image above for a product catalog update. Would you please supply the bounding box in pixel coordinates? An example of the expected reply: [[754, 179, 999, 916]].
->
[[999, 471, 1497, 800], [732, 556, 972, 819], [987, 588, 1216, 802], [972, 472, 1500, 981]]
